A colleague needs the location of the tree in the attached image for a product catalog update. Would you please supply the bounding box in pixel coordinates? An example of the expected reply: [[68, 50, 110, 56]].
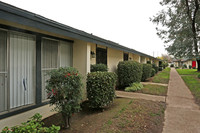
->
[[158, 54, 172, 62], [46, 67, 83, 128], [151, 0, 200, 71]]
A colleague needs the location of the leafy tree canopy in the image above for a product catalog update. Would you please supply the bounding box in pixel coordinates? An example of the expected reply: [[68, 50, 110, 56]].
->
[[151, 0, 200, 59]]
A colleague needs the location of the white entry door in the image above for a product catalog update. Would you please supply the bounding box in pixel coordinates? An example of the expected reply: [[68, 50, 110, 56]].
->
[[9, 32, 36, 109]]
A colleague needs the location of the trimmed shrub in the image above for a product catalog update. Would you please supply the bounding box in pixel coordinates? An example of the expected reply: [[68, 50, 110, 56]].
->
[[151, 68, 156, 77], [198, 74, 200, 79], [117, 61, 143, 88], [87, 72, 117, 109], [183, 64, 187, 69], [163, 62, 168, 68], [159, 67, 163, 71], [189, 65, 192, 69], [141, 64, 152, 81], [2, 113, 60, 133], [125, 82, 143, 92], [91, 64, 108, 72], [46, 67, 83, 128], [152, 63, 159, 73], [193, 67, 196, 69]]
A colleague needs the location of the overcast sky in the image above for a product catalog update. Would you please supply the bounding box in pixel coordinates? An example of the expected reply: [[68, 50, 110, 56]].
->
[[1, 0, 166, 57]]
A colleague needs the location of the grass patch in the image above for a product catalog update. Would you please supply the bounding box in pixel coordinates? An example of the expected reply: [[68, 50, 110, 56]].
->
[[138, 84, 168, 96], [176, 69, 199, 75], [181, 75, 200, 105], [152, 67, 170, 84], [176, 69, 200, 105]]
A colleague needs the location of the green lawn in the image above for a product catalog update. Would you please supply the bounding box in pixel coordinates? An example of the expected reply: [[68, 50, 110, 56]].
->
[[176, 69, 199, 75], [152, 67, 171, 84], [176, 69, 200, 105], [138, 84, 168, 96]]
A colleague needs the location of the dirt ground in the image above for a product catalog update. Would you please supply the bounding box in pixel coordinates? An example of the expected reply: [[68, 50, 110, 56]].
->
[[43, 98, 165, 133]]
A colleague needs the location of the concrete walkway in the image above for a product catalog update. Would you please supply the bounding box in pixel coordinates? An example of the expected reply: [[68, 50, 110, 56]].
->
[[116, 91, 166, 102], [0, 105, 56, 130], [141, 82, 168, 87], [162, 68, 200, 133]]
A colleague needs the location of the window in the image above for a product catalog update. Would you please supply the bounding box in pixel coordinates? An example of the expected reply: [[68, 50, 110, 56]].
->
[[96, 47, 107, 65], [124, 53, 128, 61], [41, 38, 59, 100], [41, 38, 72, 101], [60, 41, 72, 67]]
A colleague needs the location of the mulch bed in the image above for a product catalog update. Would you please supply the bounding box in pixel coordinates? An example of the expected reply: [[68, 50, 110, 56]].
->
[[43, 98, 166, 133]]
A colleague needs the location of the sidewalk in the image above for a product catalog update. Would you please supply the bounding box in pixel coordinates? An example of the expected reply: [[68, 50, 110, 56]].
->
[[116, 91, 165, 102], [141, 82, 168, 87], [162, 68, 200, 133]]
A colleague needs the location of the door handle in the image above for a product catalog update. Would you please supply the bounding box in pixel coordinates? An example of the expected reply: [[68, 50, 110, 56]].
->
[[23, 78, 27, 91]]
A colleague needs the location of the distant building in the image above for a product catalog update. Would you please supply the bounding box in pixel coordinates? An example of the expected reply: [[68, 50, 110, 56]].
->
[[173, 58, 197, 68]]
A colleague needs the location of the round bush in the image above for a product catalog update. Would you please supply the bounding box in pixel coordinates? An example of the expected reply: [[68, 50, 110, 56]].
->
[[91, 63, 108, 72], [141, 64, 152, 81], [117, 61, 143, 88], [151, 68, 156, 77], [183, 64, 187, 69], [86, 72, 117, 109], [152, 63, 159, 73]]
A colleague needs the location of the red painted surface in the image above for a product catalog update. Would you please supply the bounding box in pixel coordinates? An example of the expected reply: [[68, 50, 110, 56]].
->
[[192, 61, 196, 68]]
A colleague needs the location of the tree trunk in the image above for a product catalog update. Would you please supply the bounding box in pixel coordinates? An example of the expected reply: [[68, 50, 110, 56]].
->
[[197, 59, 200, 72], [62, 113, 70, 129]]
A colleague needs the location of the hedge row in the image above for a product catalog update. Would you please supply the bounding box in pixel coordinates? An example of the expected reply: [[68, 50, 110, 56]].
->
[[86, 61, 159, 109], [117, 61, 156, 88], [141, 64, 152, 82], [91, 64, 108, 72]]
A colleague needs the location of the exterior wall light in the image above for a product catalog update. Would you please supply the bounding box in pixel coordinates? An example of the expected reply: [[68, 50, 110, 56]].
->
[[91, 51, 96, 58]]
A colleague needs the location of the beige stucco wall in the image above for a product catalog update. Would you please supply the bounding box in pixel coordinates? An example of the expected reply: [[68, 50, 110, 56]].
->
[[184, 60, 192, 68], [140, 56, 146, 64], [129, 53, 140, 62], [154, 60, 159, 66], [73, 39, 90, 76], [73, 39, 90, 99], [148, 58, 153, 64], [107, 47, 123, 72], [128, 53, 134, 61]]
